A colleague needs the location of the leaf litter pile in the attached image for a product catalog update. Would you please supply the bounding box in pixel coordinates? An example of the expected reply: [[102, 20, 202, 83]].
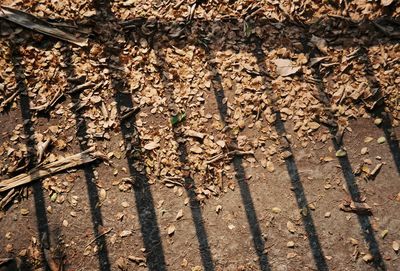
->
[[0, 0, 400, 270]]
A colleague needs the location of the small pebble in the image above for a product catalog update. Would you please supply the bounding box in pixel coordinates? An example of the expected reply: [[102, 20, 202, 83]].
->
[[324, 212, 331, 218], [287, 241, 295, 248]]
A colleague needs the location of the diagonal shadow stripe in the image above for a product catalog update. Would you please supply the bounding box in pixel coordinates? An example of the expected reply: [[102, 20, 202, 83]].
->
[[252, 38, 329, 271], [10, 42, 51, 271], [91, 1, 167, 269], [62, 48, 111, 271], [306, 41, 386, 270], [357, 48, 400, 175], [204, 47, 271, 271], [153, 47, 215, 271]]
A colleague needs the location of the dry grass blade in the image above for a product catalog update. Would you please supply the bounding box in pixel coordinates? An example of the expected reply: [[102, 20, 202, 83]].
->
[[0, 188, 16, 209], [0, 148, 106, 192], [0, 89, 20, 112], [0, 5, 88, 47]]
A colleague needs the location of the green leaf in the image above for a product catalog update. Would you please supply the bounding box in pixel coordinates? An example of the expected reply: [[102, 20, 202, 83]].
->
[[171, 112, 186, 126]]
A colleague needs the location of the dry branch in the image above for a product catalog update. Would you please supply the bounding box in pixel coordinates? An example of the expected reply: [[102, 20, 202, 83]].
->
[[0, 5, 88, 46], [0, 148, 106, 193]]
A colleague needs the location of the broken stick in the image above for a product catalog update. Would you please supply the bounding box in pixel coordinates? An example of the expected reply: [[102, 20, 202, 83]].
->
[[0, 148, 106, 192]]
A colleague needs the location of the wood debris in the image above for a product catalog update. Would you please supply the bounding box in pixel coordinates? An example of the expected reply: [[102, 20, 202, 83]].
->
[[0, 148, 105, 192], [0, 6, 88, 46]]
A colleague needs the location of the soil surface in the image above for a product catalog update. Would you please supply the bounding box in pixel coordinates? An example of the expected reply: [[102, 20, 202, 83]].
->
[[0, 1, 400, 271]]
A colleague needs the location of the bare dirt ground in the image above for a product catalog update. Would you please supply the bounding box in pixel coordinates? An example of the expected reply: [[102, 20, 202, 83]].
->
[[0, 1, 400, 271]]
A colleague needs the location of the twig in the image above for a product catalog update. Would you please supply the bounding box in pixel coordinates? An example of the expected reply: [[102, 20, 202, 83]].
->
[[206, 150, 255, 164], [205, 154, 224, 165], [0, 148, 106, 192], [121, 106, 140, 121], [85, 227, 113, 248], [162, 178, 184, 187], [0, 5, 88, 46], [66, 81, 95, 95], [0, 188, 16, 209], [0, 89, 20, 112]]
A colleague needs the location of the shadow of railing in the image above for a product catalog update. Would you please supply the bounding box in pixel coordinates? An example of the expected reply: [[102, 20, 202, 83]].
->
[[92, 1, 167, 269], [2, 2, 400, 270], [153, 47, 215, 271], [9, 42, 50, 271], [61, 47, 111, 271], [203, 48, 271, 270], [357, 48, 400, 175], [252, 38, 329, 271], [305, 39, 386, 269]]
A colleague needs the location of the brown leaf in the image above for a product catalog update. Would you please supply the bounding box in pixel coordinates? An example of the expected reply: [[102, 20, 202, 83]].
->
[[272, 59, 301, 77]]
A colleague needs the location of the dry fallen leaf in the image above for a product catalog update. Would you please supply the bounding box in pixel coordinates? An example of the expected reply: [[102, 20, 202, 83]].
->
[[381, 0, 394, 6], [272, 59, 301, 77], [144, 141, 160, 150], [311, 35, 328, 54]]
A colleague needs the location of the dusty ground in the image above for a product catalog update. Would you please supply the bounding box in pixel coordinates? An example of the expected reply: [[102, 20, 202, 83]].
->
[[0, 1, 400, 271]]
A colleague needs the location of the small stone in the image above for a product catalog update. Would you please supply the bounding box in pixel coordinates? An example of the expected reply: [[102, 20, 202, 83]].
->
[[364, 136, 374, 143], [381, 229, 388, 239], [335, 149, 347, 157], [324, 212, 331, 218], [287, 241, 295, 248], [361, 147, 368, 155], [121, 201, 129, 208], [377, 137, 386, 144], [287, 252, 297, 259], [119, 230, 132, 237], [272, 207, 281, 214], [374, 118, 383, 125], [392, 240, 400, 252], [363, 253, 373, 262], [20, 208, 29, 216], [287, 221, 296, 233]]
